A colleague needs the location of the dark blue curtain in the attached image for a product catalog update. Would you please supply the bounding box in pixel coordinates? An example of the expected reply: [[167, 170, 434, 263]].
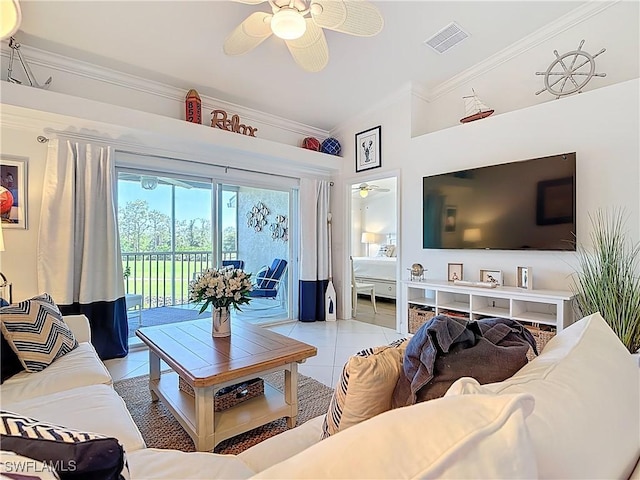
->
[[299, 279, 329, 322], [59, 298, 128, 359]]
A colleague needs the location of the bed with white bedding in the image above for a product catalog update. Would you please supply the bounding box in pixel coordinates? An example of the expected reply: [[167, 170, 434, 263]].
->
[[352, 256, 397, 299]]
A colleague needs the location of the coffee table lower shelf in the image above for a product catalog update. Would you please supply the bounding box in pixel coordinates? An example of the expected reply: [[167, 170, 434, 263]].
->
[[150, 372, 294, 451]]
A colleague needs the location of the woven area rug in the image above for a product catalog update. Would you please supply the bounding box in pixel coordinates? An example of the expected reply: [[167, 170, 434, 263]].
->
[[114, 372, 334, 454]]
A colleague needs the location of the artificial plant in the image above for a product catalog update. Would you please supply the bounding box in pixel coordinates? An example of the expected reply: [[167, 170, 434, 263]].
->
[[572, 208, 640, 353]]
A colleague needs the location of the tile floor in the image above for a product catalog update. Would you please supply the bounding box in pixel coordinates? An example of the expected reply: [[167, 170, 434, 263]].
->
[[104, 299, 403, 389]]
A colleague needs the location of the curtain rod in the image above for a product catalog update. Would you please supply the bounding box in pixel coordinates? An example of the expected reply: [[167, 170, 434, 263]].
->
[[116, 149, 301, 182], [39, 130, 335, 184]]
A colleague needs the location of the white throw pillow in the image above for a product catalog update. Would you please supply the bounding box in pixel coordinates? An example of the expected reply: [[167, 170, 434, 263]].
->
[[252, 393, 538, 479], [446, 312, 640, 480]]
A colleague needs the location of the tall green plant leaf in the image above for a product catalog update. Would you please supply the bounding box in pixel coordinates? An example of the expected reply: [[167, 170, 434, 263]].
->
[[572, 208, 640, 353]]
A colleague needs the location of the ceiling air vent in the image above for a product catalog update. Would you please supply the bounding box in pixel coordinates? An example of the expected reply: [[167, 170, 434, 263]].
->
[[424, 22, 469, 54]]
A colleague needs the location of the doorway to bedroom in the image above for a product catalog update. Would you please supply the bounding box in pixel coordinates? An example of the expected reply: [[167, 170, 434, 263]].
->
[[350, 176, 398, 329]]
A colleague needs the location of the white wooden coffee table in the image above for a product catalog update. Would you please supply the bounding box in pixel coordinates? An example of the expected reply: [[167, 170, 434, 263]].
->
[[136, 318, 316, 451]]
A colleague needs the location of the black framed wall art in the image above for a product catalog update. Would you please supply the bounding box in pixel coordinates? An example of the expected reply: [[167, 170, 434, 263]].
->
[[355, 126, 381, 172]]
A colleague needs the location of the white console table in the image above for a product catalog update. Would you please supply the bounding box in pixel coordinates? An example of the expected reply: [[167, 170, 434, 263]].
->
[[402, 280, 576, 335]]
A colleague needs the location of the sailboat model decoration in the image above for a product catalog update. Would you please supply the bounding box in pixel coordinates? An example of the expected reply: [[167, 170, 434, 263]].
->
[[460, 90, 494, 123]]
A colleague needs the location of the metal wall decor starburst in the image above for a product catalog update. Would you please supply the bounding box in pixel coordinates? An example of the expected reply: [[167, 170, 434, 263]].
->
[[535, 40, 606, 99]]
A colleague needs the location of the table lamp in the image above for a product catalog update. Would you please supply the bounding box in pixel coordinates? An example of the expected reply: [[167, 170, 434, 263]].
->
[[361, 232, 377, 256]]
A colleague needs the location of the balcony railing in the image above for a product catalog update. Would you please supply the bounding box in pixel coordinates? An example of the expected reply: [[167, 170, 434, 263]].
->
[[122, 250, 237, 309]]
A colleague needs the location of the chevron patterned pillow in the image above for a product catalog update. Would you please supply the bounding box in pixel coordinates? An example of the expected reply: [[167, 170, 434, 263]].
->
[[0, 293, 78, 373], [0, 410, 129, 479]]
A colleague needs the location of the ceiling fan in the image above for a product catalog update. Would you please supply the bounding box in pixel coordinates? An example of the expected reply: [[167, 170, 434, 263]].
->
[[353, 182, 390, 198], [223, 0, 384, 72]]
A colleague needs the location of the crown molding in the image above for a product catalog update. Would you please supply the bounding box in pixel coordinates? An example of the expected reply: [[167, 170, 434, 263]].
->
[[415, 0, 619, 102], [0, 42, 329, 138]]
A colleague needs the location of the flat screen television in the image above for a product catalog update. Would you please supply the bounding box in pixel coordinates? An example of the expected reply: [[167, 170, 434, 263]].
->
[[422, 152, 576, 250]]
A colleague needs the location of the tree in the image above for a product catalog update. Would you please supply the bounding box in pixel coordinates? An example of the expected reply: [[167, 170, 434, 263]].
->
[[119, 199, 213, 253], [118, 200, 151, 252], [222, 226, 236, 254]]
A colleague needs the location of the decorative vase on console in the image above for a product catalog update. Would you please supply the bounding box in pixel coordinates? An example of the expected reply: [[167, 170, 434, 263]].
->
[[189, 266, 253, 338]]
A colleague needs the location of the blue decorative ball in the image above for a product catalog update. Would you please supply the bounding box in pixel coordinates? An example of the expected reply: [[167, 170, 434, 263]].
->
[[321, 137, 341, 156]]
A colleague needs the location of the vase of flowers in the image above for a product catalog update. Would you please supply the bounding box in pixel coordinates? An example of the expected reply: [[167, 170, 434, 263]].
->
[[189, 267, 253, 337]]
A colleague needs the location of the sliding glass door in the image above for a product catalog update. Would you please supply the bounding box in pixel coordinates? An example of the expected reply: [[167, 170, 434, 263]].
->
[[117, 169, 293, 340]]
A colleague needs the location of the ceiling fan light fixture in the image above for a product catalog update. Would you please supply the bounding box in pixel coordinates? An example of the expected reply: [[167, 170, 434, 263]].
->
[[271, 8, 306, 40], [0, 0, 21, 40], [359, 188, 369, 198], [141, 176, 158, 190]]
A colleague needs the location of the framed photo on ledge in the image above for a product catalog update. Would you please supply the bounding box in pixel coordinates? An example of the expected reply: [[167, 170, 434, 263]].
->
[[448, 263, 463, 282], [517, 266, 532, 289], [355, 126, 381, 172], [480, 269, 502, 286], [1, 155, 28, 229]]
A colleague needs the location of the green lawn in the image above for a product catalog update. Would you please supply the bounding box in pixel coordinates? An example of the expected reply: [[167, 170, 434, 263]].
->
[[123, 257, 213, 306]]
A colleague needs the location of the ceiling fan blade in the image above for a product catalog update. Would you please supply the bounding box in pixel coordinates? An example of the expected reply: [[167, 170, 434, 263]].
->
[[285, 19, 329, 72], [311, 0, 383, 37], [223, 11, 273, 56]]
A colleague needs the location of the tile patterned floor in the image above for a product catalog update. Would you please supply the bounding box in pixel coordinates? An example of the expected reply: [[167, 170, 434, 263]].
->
[[105, 299, 401, 389]]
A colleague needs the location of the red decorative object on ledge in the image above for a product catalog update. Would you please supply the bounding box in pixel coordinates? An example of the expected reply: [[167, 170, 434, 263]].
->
[[185, 89, 202, 124]]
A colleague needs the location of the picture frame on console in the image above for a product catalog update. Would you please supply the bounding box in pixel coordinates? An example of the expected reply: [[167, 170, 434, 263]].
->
[[517, 266, 532, 289], [480, 269, 502, 285], [355, 126, 381, 172], [448, 263, 463, 282]]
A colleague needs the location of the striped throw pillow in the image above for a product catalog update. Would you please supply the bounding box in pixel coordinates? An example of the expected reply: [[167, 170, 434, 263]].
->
[[0, 410, 129, 479], [322, 338, 408, 438], [0, 293, 78, 373]]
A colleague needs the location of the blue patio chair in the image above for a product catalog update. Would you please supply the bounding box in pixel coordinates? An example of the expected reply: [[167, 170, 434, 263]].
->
[[249, 258, 288, 300], [222, 260, 245, 270]]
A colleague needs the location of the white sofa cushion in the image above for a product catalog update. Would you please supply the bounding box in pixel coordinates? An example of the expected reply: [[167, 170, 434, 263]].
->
[[447, 312, 640, 479], [239, 415, 325, 473], [127, 448, 254, 479], [0, 342, 112, 405], [251, 393, 538, 479], [2, 384, 145, 453]]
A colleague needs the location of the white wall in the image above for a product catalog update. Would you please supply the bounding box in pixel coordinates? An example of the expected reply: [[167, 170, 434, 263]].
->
[[332, 78, 639, 325], [0, 45, 329, 146], [404, 78, 640, 291], [0, 126, 49, 301], [331, 93, 410, 320], [411, 1, 639, 136]]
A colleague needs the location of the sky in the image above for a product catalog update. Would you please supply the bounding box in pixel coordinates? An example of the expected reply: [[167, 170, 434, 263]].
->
[[118, 178, 235, 230]]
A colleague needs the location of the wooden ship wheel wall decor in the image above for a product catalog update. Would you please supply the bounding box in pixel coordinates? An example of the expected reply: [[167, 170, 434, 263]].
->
[[535, 40, 606, 99]]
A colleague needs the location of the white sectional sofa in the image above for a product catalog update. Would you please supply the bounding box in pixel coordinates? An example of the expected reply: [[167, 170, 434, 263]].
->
[[1, 312, 639, 479]]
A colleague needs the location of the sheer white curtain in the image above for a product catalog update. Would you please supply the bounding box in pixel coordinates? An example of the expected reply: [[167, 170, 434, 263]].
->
[[298, 178, 330, 321], [38, 139, 127, 359]]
